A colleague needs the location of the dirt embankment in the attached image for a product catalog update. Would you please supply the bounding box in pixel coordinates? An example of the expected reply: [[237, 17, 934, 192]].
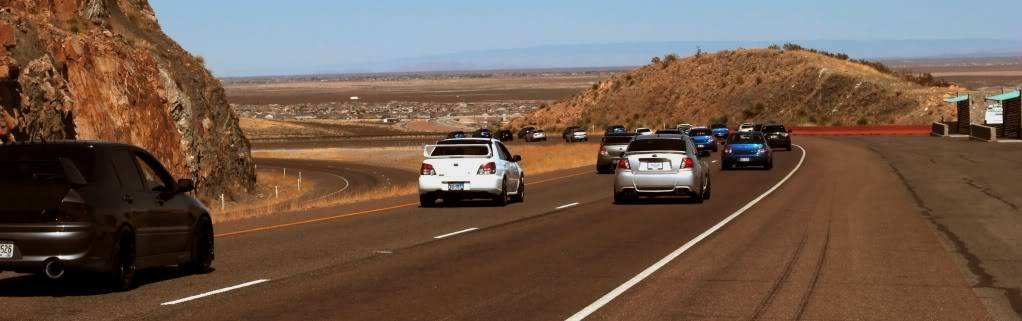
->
[[0, 0, 254, 200], [513, 48, 964, 130]]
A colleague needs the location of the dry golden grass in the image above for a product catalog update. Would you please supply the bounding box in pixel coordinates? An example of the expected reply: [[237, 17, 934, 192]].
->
[[253, 146, 423, 171], [509, 142, 599, 175], [210, 168, 315, 223]]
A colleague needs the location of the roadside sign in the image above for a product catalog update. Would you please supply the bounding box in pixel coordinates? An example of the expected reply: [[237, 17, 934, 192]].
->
[[986, 105, 1003, 124]]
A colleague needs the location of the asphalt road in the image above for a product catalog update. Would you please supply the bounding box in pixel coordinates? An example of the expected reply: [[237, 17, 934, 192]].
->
[[0, 136, 1005, 321]]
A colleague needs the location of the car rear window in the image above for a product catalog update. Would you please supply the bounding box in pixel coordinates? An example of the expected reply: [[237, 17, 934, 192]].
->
[[602, 136, 633, 144], [762, 125, 787, 133], [656, 129, 681, 135], [711, 124, 726, 129], [627, 139, 686, 152], [729, 134, 764, 144], [430, 145, 490, 157], [687, 129, 711, 136], [0, 145, 95, 180]]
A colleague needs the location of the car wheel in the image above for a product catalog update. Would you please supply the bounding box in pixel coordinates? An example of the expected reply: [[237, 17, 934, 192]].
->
[[493, 179, 509, 206], [511, 176, 525, 203], [786, 145, 792, 151], [703, 177, 712, 200], [183, 217, 214, 274], [420, 194, 436, 207], [765, 159, 774, 170], [722, 161, 732, 170], [109, 229, 137, 291]]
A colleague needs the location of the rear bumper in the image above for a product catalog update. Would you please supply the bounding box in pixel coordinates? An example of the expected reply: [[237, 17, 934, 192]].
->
[[419, 175, 504, 196], [614, 170, 696, 194], [0, 223, 110, 273], [596, 155, 620, 171], [723, 154, 771, 164], [766, 138, 791, 148], [694, 142, 718, 151]]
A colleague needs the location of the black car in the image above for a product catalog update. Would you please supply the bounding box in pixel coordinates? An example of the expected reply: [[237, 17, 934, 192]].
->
[[496, 129, 514, 141], [760, 123, 792, 151], [516, 127, 536, 139], [446, 131, 467, 139], [0, 141, 213, 290], [473, 128, 492, 138]]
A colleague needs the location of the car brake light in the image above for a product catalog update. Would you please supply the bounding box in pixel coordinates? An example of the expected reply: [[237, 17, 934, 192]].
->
[[724, 147, 733, 154], [478, 162, 497, 175], [617, 159, 631, 170], [421, 163, 435, 175], [757, 147, 767, 154], [682, 158, 694, 169], [599, 146, 609, 156]]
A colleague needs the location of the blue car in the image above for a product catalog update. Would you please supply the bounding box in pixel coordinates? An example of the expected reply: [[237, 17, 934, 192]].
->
[[605, 125, 627, 135], [722, 132, 773, 170], [710, 123, 729, 141], [686, 127, 718, 152]]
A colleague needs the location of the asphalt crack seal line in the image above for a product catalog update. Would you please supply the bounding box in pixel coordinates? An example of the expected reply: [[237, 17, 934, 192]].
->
[[565, 145, 807, 321]]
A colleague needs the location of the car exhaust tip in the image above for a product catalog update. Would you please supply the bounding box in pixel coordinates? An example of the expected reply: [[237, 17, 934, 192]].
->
[[44, 258, 65, 280]]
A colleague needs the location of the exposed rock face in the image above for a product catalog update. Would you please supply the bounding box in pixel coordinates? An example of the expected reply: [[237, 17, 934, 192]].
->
[[513, 49, 961, 130], [0, 0, 255, 201]]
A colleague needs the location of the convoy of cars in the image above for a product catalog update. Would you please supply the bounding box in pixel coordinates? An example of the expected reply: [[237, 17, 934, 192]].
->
[[0, 120, 791, 289]]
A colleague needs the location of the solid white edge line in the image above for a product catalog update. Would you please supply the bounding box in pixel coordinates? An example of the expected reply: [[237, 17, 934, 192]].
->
[[434, 227, 479, 239], [565, 144, 808, 321], [556, 202, 581, 210], [161, 279, 271, 306]]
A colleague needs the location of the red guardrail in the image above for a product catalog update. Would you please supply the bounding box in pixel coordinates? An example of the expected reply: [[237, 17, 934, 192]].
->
[[789, 125, 930, 136]]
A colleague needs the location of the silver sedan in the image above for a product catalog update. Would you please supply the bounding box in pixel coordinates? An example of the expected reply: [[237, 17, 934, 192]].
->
[[613, 135, 711, 203]]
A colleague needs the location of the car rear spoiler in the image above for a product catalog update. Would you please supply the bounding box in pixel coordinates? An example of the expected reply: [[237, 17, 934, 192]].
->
[[423, 144, 493, 158]]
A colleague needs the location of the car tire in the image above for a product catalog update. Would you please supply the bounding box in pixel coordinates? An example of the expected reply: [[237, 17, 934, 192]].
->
[[109, 228, 137, 292], [786, 145, 792, 151], [765, 159, 774, 170], [420, 194, 436, 208], [614, 191, 630, 204], [511, 176, 525, 203], [183, 217, 214, 274], [703, 177, 712, 200], [494, 179, 509, 206], [722, 161, 732, 170]]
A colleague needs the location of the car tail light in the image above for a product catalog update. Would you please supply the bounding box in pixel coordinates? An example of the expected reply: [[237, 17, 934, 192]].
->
[[724, 146, 733, 154], [599, 146, 609, 156], [757, 147, 768, 154], [421, 163, 435, 175], [478, 162, 497, 175], [682, 158, 695, 169], [617, 159, 631, 170]]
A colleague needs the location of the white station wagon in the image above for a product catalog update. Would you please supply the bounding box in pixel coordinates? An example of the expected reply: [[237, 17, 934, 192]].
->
[[419, 138, 524, 207]]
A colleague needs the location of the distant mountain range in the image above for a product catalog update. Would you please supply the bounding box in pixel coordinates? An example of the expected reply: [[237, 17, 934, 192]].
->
[[262, 39, 1022, 76]]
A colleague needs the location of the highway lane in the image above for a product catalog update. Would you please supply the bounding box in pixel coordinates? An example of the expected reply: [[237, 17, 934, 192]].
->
[[1, 137, 998, 321], [134, 145, 805, 321]]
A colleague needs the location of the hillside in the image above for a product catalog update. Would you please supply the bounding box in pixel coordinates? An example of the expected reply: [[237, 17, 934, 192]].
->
[[0, 0, 254, 200], [513, 48, 962, 130]]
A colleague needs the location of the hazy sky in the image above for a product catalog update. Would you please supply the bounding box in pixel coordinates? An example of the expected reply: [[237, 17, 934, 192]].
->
[[150, 0, 1021, 76]]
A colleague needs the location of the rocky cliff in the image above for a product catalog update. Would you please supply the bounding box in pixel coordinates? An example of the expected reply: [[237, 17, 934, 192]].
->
[[0, 0, 254, 200], [513, 48, 961, 130]]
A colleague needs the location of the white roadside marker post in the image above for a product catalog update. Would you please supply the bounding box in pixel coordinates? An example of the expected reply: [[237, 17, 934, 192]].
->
[[298, 172, 302, 191], [283, 168, 286, 178], [275, 186, 279, 199], [220, 194, 225, 211]]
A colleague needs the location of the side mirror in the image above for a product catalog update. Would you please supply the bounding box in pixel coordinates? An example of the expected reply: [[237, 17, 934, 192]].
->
[[619, 152, 627, 158], [700, 150, 711, 158], [512, 155, 522, 162], [176, 178, 195, 194]]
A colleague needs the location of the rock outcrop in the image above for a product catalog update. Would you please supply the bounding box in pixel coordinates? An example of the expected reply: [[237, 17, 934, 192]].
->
[[0, 0, 255, 201], [513, 48, 961, 130]]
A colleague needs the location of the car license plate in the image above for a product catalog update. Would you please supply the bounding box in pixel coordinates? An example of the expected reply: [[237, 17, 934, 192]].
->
[[739, 157, 751, 162], [643, 162, 667, 171], [448, 183, 465, 191], [0, 243, 13, 259]]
